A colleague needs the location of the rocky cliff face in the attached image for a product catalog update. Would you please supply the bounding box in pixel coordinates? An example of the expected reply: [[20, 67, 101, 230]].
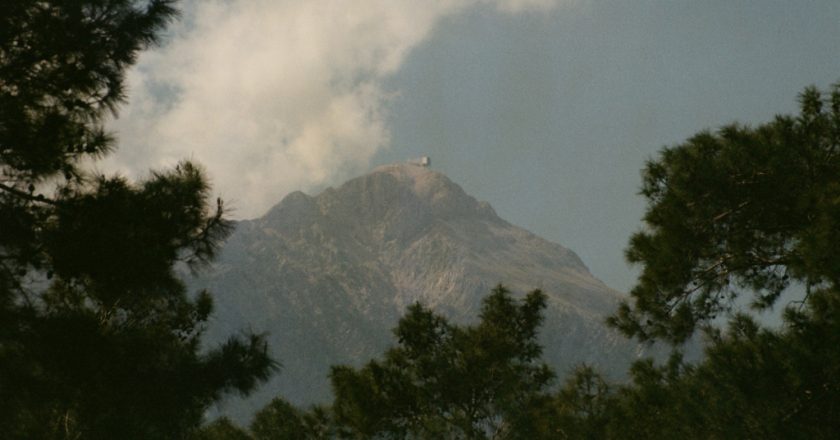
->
[[194, 164, 645, 421]]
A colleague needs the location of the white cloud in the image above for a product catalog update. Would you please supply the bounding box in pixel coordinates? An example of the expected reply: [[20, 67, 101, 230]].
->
[[106, 0, 564, 218]]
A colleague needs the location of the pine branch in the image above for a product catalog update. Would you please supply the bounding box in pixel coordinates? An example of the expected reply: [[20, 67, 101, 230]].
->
[[0, 182, 57, 205]]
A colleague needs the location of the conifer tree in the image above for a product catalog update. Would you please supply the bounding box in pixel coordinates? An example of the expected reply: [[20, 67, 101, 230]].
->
[[609, 84, 840, 344], [329, 285, 554, 439], [596, 84, 840, 438], [0, 2, 275, 438]]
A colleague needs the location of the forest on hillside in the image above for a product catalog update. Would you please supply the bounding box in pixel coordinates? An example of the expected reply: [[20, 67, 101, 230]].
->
[[2, 2, 839, 439]]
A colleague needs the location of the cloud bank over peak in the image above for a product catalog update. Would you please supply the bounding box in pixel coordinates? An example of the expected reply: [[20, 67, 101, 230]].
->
[[107, 0, 566, 218]]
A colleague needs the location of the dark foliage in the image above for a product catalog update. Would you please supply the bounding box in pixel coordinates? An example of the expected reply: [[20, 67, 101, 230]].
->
[[192, 418, 252, 440], [0, 2, 275, 438], [329, 285, 554, 439], [585, 84, 840, 438], [545, 292, 840, 439], [609, 84, 840, 344]]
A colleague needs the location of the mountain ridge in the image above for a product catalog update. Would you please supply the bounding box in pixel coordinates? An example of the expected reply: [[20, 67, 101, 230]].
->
[[196, 163, 644, 421]]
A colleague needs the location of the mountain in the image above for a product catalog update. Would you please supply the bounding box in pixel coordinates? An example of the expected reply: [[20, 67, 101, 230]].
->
[[193, 163, 647, 422]]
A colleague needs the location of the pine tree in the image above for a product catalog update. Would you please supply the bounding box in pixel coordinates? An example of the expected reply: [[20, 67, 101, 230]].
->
[[329, 285, 554, 439], [596, 84, 840, 438], [609, 84, 840, 344], [0, 2, 275, 438], [249, 397, 307, 440]]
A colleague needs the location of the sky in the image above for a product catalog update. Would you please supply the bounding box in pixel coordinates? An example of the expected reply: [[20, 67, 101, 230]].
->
[[108, 0, 840, 293]]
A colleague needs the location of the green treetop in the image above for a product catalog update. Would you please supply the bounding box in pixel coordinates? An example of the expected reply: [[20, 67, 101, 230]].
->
[[330, 285, 554, 439], [609, 84, 840, 344]]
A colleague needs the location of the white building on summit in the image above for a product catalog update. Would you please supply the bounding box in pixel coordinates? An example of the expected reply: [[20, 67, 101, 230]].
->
[[408, 156, 431, 167]]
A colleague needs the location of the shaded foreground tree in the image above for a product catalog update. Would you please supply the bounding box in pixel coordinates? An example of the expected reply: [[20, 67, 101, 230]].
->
[[608, 302, 840, 439], [192, 418, 252, 440], [540, 296, 840, 439], [247, 398, 336, 439], [585, 84, 840, 438], [609, 84, 840, 343], [0, 1, 274, 438], [327, 286, 553, 439]]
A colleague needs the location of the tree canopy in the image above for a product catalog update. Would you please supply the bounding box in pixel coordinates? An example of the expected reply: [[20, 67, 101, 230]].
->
[[582, 84, 840, 438], [329, 285, 554, 439], [609, 84, 840, 343], [0, 1, 275, 438]]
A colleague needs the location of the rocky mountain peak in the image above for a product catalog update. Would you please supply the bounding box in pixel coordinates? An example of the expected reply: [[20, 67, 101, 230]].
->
[[368, 163, 471, 205], [261, 163, 500, 246], [197, 164, 645, 422], [326, 163, 497, 222]]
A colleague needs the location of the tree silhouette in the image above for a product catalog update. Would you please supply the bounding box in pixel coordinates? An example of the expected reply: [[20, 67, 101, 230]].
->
[[590, 84, 840, 438], [610, 84, 840, 344], [330, 285, 554, 439], [0, 2, 275, 438]]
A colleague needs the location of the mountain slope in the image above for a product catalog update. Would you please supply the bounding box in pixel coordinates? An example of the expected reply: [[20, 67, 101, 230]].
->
[[195, 163, 645, 421]]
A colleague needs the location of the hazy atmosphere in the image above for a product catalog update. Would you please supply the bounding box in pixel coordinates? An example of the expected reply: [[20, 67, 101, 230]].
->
[[107, 0, 840, 292], [6, 1, 840, 437]]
